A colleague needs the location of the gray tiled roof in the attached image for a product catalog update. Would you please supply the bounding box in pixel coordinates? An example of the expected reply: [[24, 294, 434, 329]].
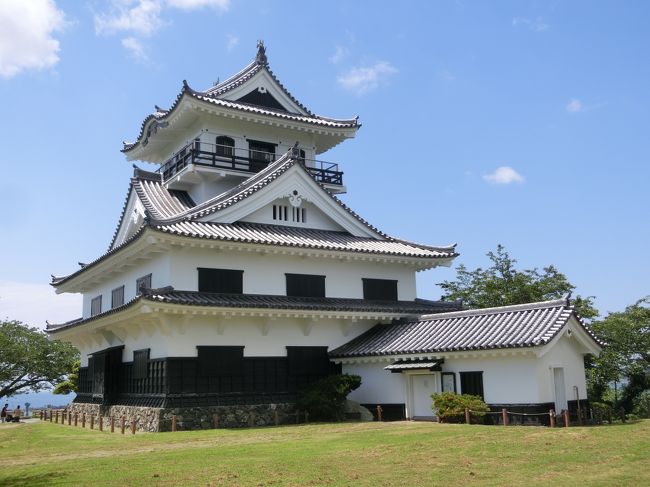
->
[[154, 221, 456, 259], [329, 299, 602, 358], [384, 360, 443, 371], [46, 290, 461, 333]]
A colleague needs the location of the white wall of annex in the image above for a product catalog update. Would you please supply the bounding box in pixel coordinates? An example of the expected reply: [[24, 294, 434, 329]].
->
[[168, 247, 417, 300], [536, 331, 589, 404], [81, 254, 170, 318], [343, 362, 406, 404]]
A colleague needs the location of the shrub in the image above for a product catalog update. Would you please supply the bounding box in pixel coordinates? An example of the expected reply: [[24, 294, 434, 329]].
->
[[431, 392, 489, 423], [296, 374, 362, 422], [632, 390, 650, 419], [590, 401, 614, 423]]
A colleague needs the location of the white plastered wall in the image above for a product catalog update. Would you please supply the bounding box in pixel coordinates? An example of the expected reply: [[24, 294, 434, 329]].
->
[[168, 246, 417, 300], [344, 362, 406, 404]]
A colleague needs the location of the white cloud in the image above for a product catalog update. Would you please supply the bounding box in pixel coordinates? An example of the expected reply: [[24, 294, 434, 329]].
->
[[512, 16, 549, 32], [329, 45, 349, 64], [122, 36, 148, 61], [0, 0, 67, 79], [167, 0, 229, 9], [95, 0, 229, 59], [95, 0, 164, 37], [483, 166, 525, 185], [566, 98, 584, 113], [337, 61, 397, 95], [226, 34, 239, 52], [0, 281, 81, 330]]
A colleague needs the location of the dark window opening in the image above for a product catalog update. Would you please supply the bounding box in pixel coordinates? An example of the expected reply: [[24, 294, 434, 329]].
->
[[136, 274, 152, 294], [111, 286, 125, 309], [133, 349, 150, 379], [248, 140, 276, 172], [197, 346, 245, 377], [216, 136, 235, 158], [90, 295, 102, 316], [362, 278, 398, 301], [286, 273, 325, 298], [198, 268, 244, 294], [460, 371, 484, 399]]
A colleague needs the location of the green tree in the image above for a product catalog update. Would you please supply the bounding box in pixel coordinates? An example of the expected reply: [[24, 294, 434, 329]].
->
[[588, 297, 650, 409], [0, 320, 79, 399], [52, 360, 80, 395], [439, 245, 598, 320]]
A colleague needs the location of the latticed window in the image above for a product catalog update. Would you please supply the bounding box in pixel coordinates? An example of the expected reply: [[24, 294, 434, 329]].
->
[[90, 296, 102, 316], [286, 274, 325, 298], [460, 371, 484, 399], [198, 268, 244, 294], [111, 286, 124, 308], [362, 278, 398, 301], [133, 349, 150, 379], [216, 136, 235, 157]]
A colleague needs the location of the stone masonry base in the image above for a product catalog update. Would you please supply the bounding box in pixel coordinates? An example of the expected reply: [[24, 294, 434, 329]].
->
[[66, 402, 297, 433]]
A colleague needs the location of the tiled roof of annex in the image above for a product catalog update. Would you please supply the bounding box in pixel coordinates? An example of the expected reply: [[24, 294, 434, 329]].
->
[[329, 298, 603, 358], [46, 289, 462, 333]]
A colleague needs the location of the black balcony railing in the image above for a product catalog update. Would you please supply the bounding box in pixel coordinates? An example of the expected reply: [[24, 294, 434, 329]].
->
[[159, 141, 343, 185]]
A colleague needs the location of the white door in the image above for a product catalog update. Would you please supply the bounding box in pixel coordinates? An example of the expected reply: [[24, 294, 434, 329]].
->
[[553, 367, 568, 412], [411, 375, 437, 418]]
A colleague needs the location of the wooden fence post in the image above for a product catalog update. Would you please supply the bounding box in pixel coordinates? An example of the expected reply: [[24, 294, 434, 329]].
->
[[376, 405, 383, 422], [74, 413, 78, 427], [68, 412, 72, 425], [213, 414, 219, 429], [120, 416, 125, 434], [99, 416, 103, 432], [111, 416, 115, 433], [305, 412, 309, 423], [502, 408, 509, 426], [549, 410, 556, 428], [90, 415, 94, 430], [465, 408, 471, 424], [62, 412, 66, 424], [563, 409, 570, 427], [295, 410, 300, 424], [274, 409, 279, 426], [172, 414, 177, 432], [55, 411, 59, 423], [248, 411, 255, 427], [49, 410, 53, 422], [131, 420, 136, 435], [82, 413, 86, 428]]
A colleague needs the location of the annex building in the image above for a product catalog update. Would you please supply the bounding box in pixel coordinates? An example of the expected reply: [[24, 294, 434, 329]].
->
[[49, 43, 601, 431]]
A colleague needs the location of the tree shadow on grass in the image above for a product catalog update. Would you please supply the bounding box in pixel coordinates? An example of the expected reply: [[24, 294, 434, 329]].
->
[[0, 471, 68, 487]]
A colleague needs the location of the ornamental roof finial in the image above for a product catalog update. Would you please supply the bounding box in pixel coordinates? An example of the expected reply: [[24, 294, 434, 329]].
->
[[256, 40, 268, 65]]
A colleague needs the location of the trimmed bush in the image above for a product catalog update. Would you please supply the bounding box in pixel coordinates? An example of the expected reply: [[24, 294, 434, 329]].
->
[[431, 392, 489, 423], [590, 401, 614, 423], [296, 374, 362, 422]]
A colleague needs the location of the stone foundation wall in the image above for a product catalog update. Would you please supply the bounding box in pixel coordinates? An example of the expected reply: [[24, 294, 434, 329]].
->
[[66, 402, 297, 432]]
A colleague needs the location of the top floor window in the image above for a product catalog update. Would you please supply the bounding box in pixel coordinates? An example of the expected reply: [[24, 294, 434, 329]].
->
[[216, 136, 235, 158], [362, 278, 398, 301], [248, 140, 276, 172], [286, 273, 325, 298]]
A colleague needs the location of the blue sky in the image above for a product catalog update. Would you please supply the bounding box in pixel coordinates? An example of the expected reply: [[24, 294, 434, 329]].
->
[[1, 0, 649, 329]]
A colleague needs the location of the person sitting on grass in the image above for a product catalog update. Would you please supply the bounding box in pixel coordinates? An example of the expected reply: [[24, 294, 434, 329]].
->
[[12, 405, 22, 422]]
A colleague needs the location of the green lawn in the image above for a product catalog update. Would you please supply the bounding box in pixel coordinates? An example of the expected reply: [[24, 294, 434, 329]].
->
[[0, 419, 648, 486]]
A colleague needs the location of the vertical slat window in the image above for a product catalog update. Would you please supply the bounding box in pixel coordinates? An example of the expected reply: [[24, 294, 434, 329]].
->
[[362, 279, 398, 301], [198, 268, 244, 294], [460, 371, 484, 399], [133, 349, 150, 379], [111, 286, 125, 309], [285, 274, 325, 298], [216, 136, 235, 158], [136, 274, 152, 294], [90, 296, 102, 316]]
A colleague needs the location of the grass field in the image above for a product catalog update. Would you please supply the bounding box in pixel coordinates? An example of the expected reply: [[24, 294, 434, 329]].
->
[[0, 419, 648, 486]]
